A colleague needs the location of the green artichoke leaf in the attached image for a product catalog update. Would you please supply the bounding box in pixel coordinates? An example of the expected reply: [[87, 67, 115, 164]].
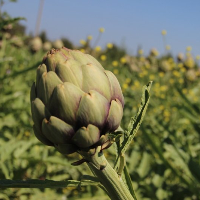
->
[[54, 143, 78, 155], [72, 124, 100, 148], [31, 98, 51, 130], [104, 99, 123, 132], [76, 90, 109, 129], [49, 82, 84, 125], [42, 116, 75, 144], [36, 64, 47, 91], [82, 63, 112, 101], [105, 70, 124, 107], [55, 62, 81, 88], [30, 82, 36, 102], [33, 125, 53, 146], [37, 71, 63, 106]]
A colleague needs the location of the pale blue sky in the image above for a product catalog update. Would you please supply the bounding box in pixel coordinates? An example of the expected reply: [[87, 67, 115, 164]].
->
[[3, 0, 200, 56]]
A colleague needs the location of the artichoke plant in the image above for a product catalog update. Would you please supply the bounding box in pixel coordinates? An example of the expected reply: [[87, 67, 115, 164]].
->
[[30, 47, 124, 155], [30, 48, 136, 200]]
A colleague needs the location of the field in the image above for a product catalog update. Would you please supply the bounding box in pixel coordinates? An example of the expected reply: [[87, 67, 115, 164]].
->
[[0, 12, 200, 200]]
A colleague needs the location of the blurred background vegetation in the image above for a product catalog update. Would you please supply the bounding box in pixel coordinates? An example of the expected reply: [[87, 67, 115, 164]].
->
[[0, 0, 200, 200]]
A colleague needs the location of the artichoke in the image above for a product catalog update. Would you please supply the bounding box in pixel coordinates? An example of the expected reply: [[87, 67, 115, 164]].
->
[[30, 48, 124, 155]]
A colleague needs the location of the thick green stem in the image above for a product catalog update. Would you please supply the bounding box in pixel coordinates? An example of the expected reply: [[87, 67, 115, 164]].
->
[[81, 147, 134, 200]]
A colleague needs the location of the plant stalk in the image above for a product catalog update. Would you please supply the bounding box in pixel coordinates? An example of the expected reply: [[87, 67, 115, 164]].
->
[[81, 146, 134, 200]]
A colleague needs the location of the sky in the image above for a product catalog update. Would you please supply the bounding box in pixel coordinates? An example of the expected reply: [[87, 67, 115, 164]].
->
[[3, 0, 200, 56]]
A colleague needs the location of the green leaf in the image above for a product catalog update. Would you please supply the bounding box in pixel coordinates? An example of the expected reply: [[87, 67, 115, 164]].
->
[[0, 179, 101, 188], [120, 81, 152, 154]]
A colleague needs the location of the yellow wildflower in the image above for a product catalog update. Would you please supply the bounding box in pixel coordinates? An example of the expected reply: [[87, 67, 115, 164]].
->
[[125, 78, 131, 84], [161, 30, 167, 35], [79, 39, 86, 45], [165, 45, 171, 50], [159, 105, 165, 110], [80, 49, 85, 53], [95, 46, 101, 52], [178, 78, 184, 84], [186, 46, 192, 51], [87, 35, 93, 40], [181, 68, 186, 72], [140, 56, 145, 62], [120, 57, 126, 64], [123, 83, 129, 90], [100, 55, 107, 61], [107, 43, 113, 49], [169, 79, 174, 84], [173, 71, 181, 77], [164, 110, 170, 117], [196, 55, 200, 60], [159, 72, 165, 77], [134, 80, 140, 87], [149, 74, 155, 80], [178, 63, 183, 68], [160, 85, 168, 92], [182, 88, 188, 94], [25, 131, 30, 136], [113, 69, 119, 75], [138, 49, 143, 55], [99, 27, 105, 33], [112, 60, 118, 67]]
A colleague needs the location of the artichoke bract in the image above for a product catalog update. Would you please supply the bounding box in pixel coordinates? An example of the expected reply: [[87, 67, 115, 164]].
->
[[30, 48, 124, 155]]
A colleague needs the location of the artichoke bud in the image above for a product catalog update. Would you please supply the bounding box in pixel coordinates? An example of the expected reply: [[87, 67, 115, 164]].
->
[[30, 48, 124, 155]]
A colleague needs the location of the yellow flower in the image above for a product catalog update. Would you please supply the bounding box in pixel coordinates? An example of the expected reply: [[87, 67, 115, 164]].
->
[[165, 45, 171, 50], [99, 27, 105, 33], [87, 35, 93, 40], [113, 69, 119, 75], [178, 63, 183, 68], [178, 78, 184, 84], [149, 74, 155, 80], [193, 96, 198, 102], [164, 110, 170, 117], [145, 63, 150, 69], [181, 68, 186, 72], [95, 46, 101, 52], [79, 39, 86, 45], [138, 49, 143, 55], [25, 131, 30, 136], [134, 80, 140, 87], [107, 43, 113, 49], [112, 60, 118, 67], [182, 88, 188, 94], [160, 85, 168, 92], [159, 105, 165, 110], [159, 72, 165, 77], [139, 56, 145, 62], [186, 46, 192, 51], [120, 57, 126, 64], [100, 55, 107, 61], [123, 83, 129, 90], [155, 83, 160, 88], [173, 70, 181, 77], [169, 79, 174, 84], [161, 30, 167, 35], [125, 78, 131, 84], [80, 49, 85, 53], [143, 70, 148, 76], [196, 55, 200, 60]]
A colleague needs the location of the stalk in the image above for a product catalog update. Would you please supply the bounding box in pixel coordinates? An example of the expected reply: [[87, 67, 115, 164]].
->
[[81, 146, 134, 200]]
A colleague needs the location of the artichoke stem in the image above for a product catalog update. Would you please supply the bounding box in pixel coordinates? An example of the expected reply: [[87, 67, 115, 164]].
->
[[82, 146, 134, 200]]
